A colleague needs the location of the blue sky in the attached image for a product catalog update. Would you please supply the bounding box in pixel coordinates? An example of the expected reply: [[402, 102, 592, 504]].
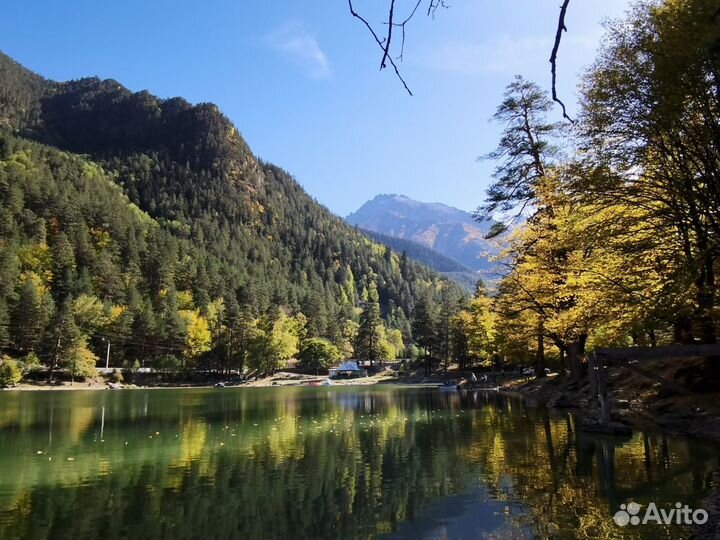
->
[[3, 0, 630, 216]]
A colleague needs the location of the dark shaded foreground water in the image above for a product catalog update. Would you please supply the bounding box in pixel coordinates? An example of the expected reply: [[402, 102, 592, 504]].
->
[[0, 387, 717, 540]]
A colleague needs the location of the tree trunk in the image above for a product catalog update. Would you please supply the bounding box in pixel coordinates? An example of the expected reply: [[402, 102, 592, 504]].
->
[[47, 317, 65, 384], [568, 341, 582, 382], [554, 344, 567, 375], [673, 316, 694, 344], [535, 321, 546, 378], [696, 253, 717, 344]]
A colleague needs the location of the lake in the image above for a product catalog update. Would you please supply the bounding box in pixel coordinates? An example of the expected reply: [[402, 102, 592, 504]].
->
[[0, 387, 717, 540]]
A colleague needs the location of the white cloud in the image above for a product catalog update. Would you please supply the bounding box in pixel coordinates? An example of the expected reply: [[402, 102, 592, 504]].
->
[[423, 32, 601, 76], [266, 23, 331, 79]]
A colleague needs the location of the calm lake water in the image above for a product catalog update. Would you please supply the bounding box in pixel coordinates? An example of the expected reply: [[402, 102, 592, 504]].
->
[[0, 387, 717, 540]]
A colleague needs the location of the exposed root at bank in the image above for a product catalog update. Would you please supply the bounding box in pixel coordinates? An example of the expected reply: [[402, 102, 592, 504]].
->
[[501, 356, 720, 441]]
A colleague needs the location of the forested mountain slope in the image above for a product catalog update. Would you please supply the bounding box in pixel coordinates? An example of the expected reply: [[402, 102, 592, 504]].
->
[[0, 51, 463, 371], [358, 228, 481, 292]]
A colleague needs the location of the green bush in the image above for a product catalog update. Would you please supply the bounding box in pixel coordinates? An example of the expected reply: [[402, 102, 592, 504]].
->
[[20, 352, 41, 375], [0, 357, 23, 386], [297, 338, 342, 370], [154, 355, 182, 370]]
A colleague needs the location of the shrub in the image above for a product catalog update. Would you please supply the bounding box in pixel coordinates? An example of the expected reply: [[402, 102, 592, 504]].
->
[[20, 352, 41, 375], [0, 357, 23, 386], [154, 355, 182, 370]]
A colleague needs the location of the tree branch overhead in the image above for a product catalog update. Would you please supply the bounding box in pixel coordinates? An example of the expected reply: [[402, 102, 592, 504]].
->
[[348, 0, 449, 95]]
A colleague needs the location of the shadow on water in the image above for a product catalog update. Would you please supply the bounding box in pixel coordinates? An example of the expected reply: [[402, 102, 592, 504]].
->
[[0, 388, 717, 540]]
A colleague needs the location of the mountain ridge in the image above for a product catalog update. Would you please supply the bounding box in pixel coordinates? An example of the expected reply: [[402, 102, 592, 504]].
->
[[346, 193, 496, 274]]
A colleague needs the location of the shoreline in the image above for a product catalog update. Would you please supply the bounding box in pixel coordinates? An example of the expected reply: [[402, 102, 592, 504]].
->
[[2, 369, 449, 393], [498, 360, 720, 443]]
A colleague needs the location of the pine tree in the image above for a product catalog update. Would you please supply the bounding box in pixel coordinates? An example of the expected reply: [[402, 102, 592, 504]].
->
[[45, 299, 82, 382], [438, 285, 461, 371], [12, 278, 53, 353], [131, 298, 157, 362], [49, 232, 76, 301], [0, 299, 9, 350], [355, 285, 382, 366], [475, 76, 558, 236], [412, 296, 438, 375]]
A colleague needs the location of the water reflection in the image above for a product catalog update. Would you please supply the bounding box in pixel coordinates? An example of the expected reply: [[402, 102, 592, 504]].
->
[[0, 388, 717, 540]]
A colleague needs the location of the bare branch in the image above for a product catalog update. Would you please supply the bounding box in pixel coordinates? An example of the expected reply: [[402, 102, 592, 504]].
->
[[348, 0, 414, 95], [379, 0, 396, 69], [348, 0, 449, 95], [351, 0, 574, 108], [549, 0, 575, 123], [395, 0, 423, 61], [427, 0, 450, 17]]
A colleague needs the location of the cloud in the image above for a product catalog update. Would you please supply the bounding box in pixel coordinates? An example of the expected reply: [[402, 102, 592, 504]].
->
[[423, 32, 601, 76], [423, 36, 550, 75], [266, 23, 330, 79]]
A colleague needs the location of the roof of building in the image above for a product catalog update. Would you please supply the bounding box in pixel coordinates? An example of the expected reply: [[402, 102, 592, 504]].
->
[[333, 361, 364, 371]]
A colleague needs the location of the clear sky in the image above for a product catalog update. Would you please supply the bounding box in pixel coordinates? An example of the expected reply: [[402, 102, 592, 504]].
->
[[3, 0, 631, 217]]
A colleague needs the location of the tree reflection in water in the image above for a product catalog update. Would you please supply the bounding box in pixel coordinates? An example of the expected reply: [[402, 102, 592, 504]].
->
[[0, 388, 717, 540]]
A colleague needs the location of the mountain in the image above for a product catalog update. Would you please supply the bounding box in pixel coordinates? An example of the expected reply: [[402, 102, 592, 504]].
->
[[358, 229, 480, 292], [0, 51, 464, 368], [358, 230, 471, 273], [346, 194, 497, 274]]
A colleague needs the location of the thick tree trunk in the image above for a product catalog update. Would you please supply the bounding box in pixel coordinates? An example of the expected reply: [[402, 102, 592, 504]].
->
[[568, 343, 580, 381], [568, 335, 587, 383], [535, 321, 546, 378], [579, 333, 587, 355], [673, 317, 695, 344], [696, 253, 717, 344]]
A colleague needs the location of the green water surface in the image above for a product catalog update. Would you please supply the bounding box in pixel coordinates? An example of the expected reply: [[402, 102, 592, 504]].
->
[[0, 387, 717, 539]]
